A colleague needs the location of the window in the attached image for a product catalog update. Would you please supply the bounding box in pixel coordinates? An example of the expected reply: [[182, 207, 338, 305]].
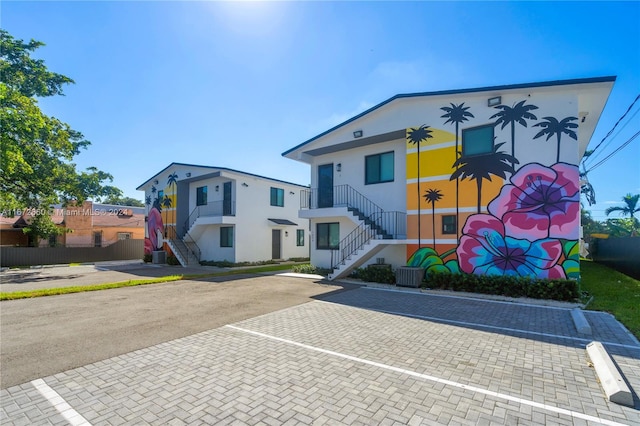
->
[[196, 186, 208, 206], [220, 226, 233, 247], [316, 223, 339, 250], [48, 234, 57, 247], [270, 187, 284, 207], [462, 124, 494, 156], [118, 232, 132, 240], [157, 190, 164, 200], [296, 229, 305, 246], [442, 215, 457, 235], [93, 232, 102, 247], [365, 151, 394, 184]]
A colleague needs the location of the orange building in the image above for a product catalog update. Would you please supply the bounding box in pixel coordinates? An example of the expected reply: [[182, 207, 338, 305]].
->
[[0, 201, 144, 247]]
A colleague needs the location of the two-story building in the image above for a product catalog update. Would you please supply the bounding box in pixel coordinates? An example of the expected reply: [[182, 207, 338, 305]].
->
[[283, 76, 615, 280], [137, 163, 310, 266]]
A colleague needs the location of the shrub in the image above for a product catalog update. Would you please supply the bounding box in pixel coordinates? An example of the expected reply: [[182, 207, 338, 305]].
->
[[143, 254, 152, 263], [166, 255, 180, 266], [292, 264, 319, 274], [424, 271, 579, 302], [353, 265, 396, 284], [199, 259, 279, 267]]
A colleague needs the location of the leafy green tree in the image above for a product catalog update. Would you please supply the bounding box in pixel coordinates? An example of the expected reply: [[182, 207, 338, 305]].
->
[[490, 100, 538, 166], [450, 143, 517, 213], [0, 29, 121, 215], [441, 102, 474, 242], [423, 188, 443, 249], [407, 125, 433, 248], [104, 196, 144, 207], [22, 208, 64, 247], [533, 116, 578, 163]]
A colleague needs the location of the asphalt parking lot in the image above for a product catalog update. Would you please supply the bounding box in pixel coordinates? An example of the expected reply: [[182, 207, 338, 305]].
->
[[1, 265, 639, 425]]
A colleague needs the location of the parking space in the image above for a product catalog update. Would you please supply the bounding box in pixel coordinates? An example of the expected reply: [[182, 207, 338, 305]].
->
[[1, 285, 639, 425]]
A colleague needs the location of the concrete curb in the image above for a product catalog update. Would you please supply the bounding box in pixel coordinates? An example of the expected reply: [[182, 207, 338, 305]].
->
[[586, 341, 634, 407], [571, 308, 592, 335]]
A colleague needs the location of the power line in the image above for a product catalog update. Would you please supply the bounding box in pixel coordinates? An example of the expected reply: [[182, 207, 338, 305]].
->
[[584, 93, 640, 166], [585, 130, 640, 172]]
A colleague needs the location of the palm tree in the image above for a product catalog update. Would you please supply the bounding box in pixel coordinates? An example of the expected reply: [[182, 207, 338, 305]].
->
[[450, 142, 518, 213], [423, 188, 443, 249], [441, 103, 474, 242], [161, 195, 172, 236], [145, 195, 151, 207], [605, 193, 640, 234], [407, 125, 433, 247], [533, 116, 578, 163], [490, 100, 538, 167], [167, 172, 178, 188]]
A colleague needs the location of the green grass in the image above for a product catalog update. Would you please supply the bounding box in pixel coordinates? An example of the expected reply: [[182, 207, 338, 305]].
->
[[0, 264, 295, 301], [580, 260, 640, 339]]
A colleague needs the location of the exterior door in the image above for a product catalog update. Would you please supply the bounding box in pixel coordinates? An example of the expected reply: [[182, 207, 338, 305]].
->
[[272, 229, 281, 259], [223, 182, 232, 215], [318, 164, 334, 208]]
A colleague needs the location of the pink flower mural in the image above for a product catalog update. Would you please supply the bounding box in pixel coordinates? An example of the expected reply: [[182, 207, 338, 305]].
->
[[144, 207, 164, 254], [488, 162, 580, 241], [457, 214, 565, 278]]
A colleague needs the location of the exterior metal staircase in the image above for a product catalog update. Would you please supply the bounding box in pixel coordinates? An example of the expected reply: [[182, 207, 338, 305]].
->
[[328, 208, 405, 280], [165, 225, 201, 267]]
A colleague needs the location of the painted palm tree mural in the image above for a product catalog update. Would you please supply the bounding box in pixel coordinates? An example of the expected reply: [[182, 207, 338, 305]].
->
[[145, 195, 151, 207], [407, 125, 433, 248], [533, 116, 578, 163], [441, 103, 474, 241], [450, 142, 517, 213], [161, 195, 172, 234], [167, 172, 178, 188], [490, 100, 538, 167], [423, 188, 443, 249]]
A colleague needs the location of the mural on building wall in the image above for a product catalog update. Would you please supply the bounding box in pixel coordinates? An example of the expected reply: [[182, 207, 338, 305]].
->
[[406, 100, 581, 280], [144, 172, 178, 255]]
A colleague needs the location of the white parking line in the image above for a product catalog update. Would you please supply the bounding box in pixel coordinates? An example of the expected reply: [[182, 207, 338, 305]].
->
[[226, 324, 628, 426], [362, 305, 640, 351], [32, 379, 92, 426]]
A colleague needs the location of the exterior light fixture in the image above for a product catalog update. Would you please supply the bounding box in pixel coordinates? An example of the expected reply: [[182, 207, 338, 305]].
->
[[579, 111, 589, 123], [186, 172, 191, 177], [336, 163, 342, 172], [153, 179, 159, 185], [215, 185, 219, 192], [242, 183, 249, 187], [353, 130, 363, 138], [487, 96, 502, 107]]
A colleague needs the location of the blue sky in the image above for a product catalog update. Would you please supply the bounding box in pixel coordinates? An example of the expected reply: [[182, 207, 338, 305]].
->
[[3, 1, 639, 221]]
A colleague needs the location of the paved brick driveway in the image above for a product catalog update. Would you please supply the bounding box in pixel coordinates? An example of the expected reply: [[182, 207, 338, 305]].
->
[[1, 285, 639, 425]]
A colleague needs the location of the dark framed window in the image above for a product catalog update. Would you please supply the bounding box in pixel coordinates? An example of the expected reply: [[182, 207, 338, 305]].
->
[[270, 187, 284, 207], [442, 215, 457, 235], [157, 190, 164, 200], [365, 151, 394, 184], [296, 229, 305, 246], [196, 186, 208, 206], [462, 124, 494, 156], [220, 226, 233, 247], [48, 234, 57, 247], [316, 223, 339, 250]]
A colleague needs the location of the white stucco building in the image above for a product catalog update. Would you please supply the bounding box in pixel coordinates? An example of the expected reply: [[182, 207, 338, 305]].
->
[[283, 77, 615, 280], [137, 163, 309, 266]]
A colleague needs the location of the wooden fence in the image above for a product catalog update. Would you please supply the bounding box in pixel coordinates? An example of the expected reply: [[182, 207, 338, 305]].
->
[[1, 239, 144, 267], [592, 236, 640, 280]]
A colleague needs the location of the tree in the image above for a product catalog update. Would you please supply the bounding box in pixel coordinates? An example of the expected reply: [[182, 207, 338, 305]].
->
[[490, 100, 538, 167], [533, 116, 578, 163], [407, 125, 433, 248], [450, 142, 517, 213], [22, 208, 64, 247], [104, 196, 145, 207], [605, 193, 640, 236], [441, 102, 474, 242], [423, 188, 443, 249], [1, 30, 121, 235]]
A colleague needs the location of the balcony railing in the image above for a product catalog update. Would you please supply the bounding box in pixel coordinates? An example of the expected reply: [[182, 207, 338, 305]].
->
[[300, 184, 384, 219], [184, 200, 235, 234]]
